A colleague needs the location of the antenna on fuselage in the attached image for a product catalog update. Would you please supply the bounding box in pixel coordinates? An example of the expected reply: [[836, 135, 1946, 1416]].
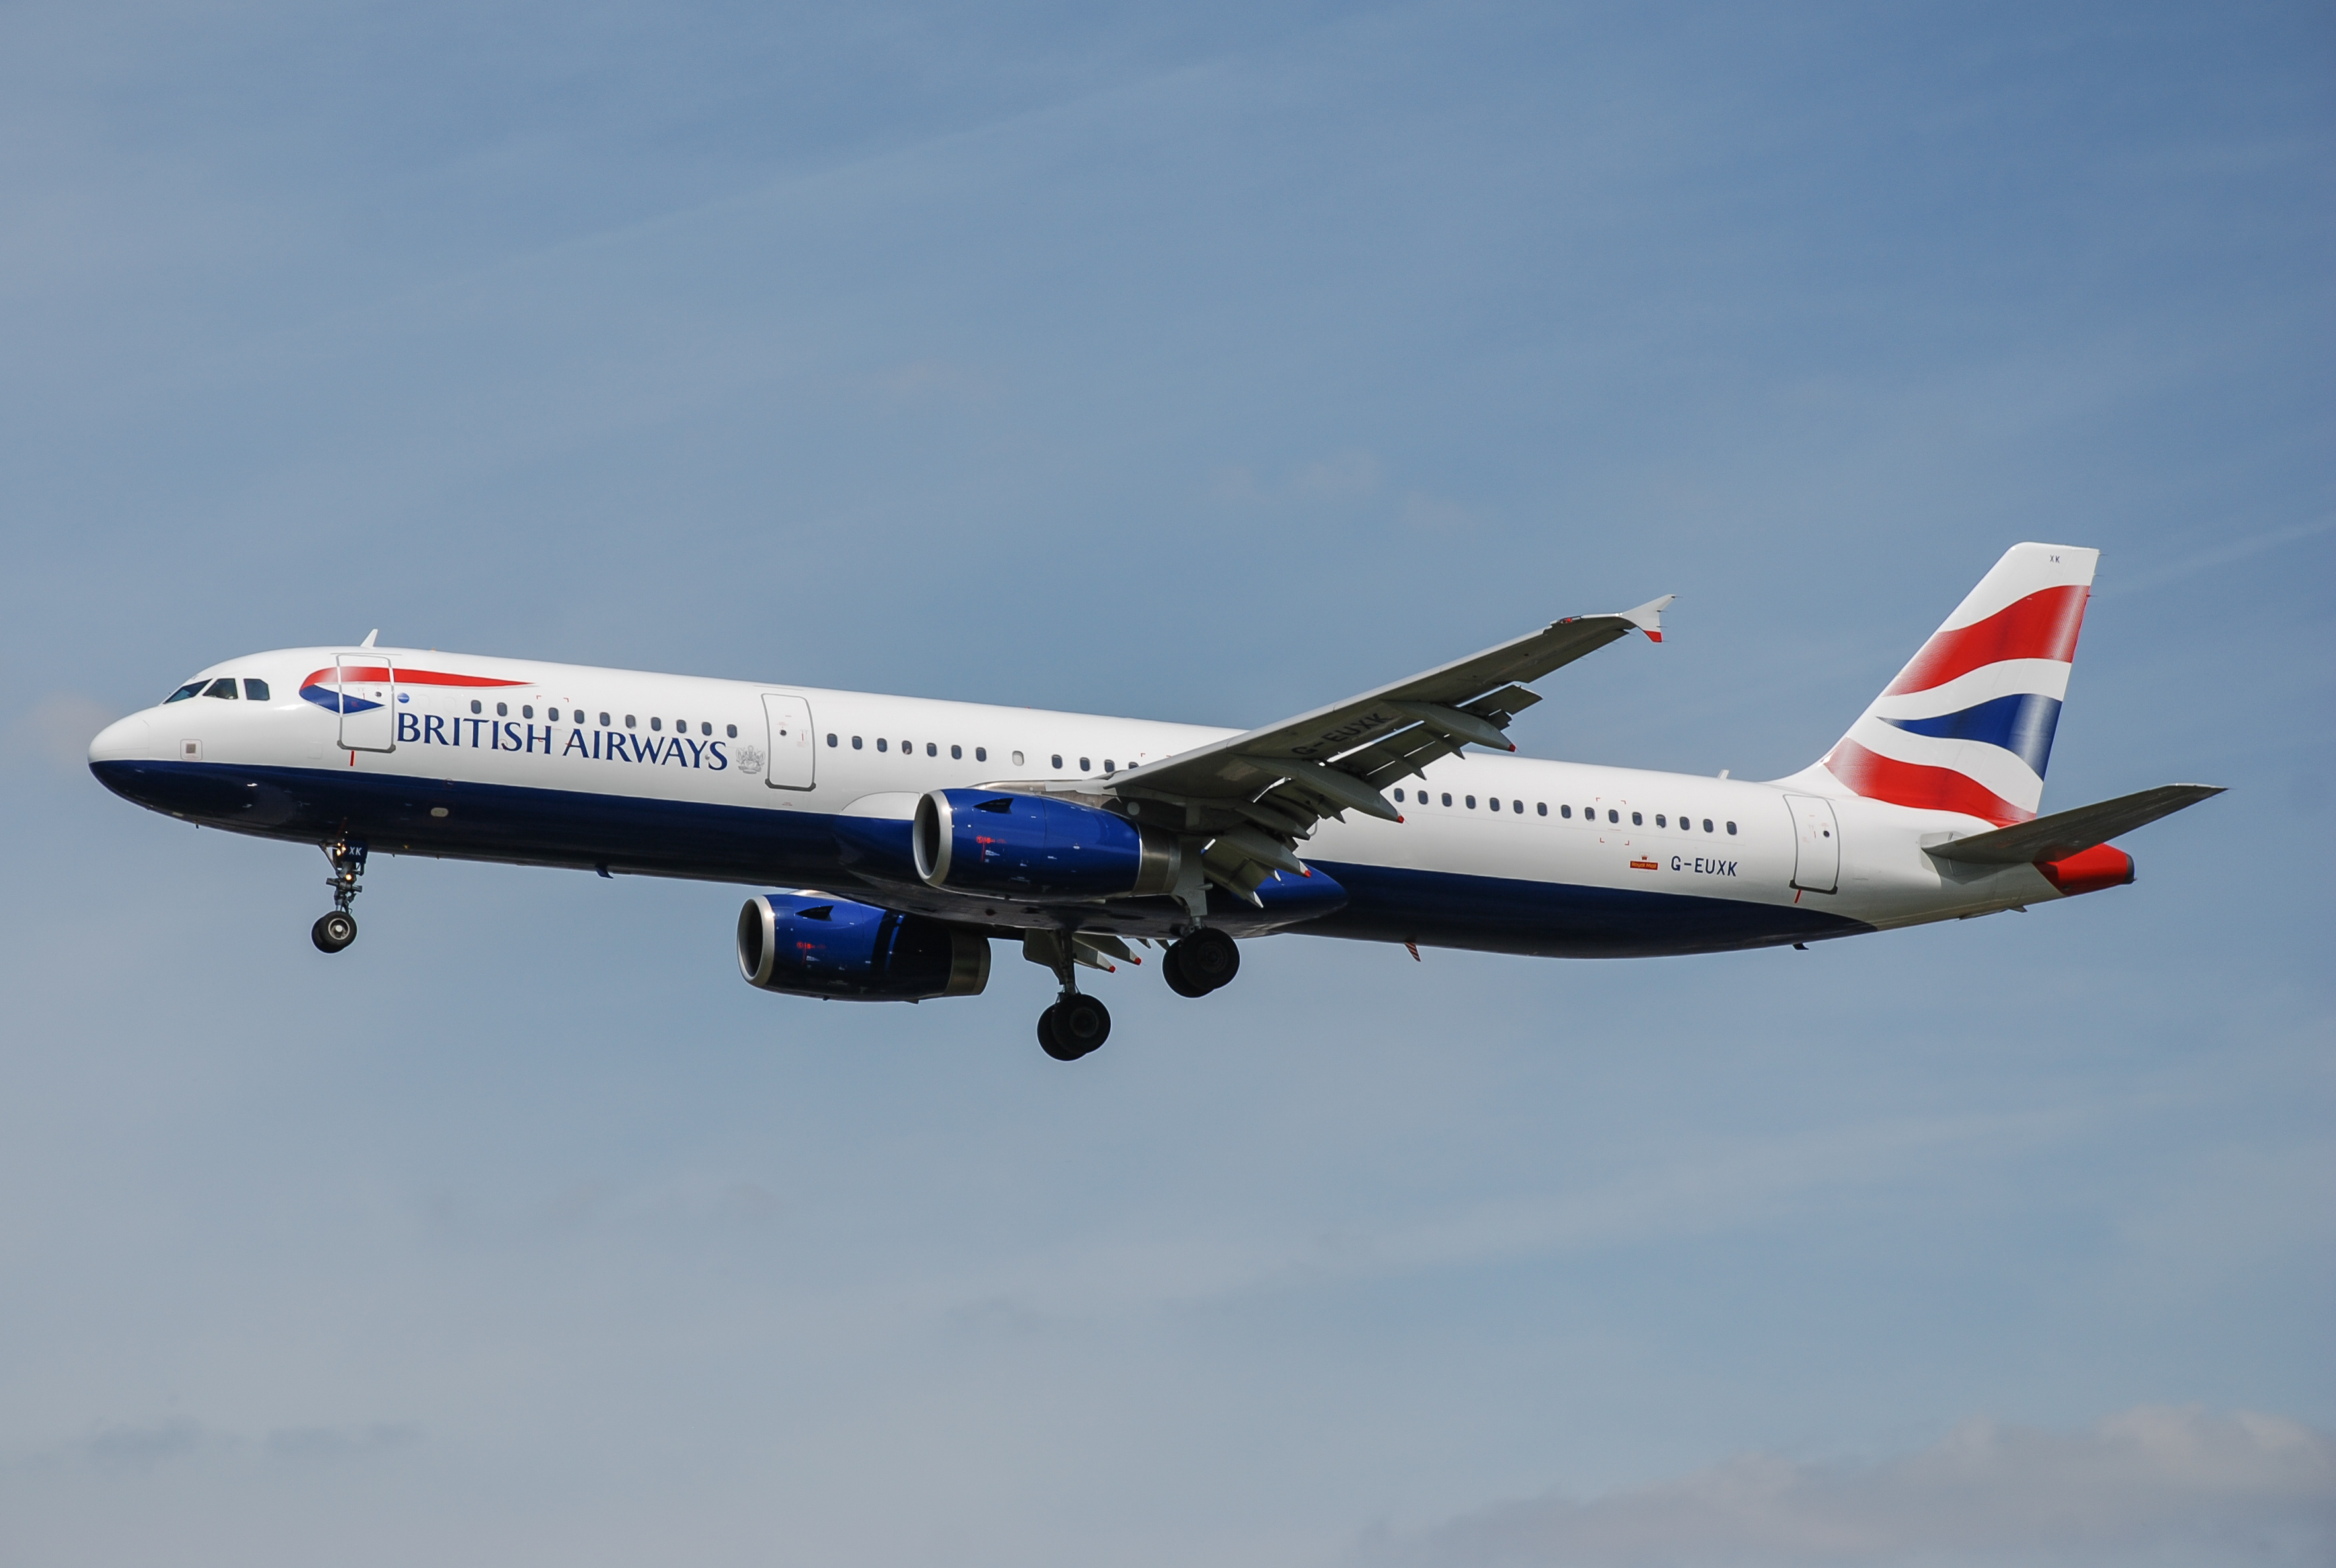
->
[[359, 629, 379, 648]]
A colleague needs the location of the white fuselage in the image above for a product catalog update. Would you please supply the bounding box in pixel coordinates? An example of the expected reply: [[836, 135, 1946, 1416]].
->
[[89, 644, 2071, 958]]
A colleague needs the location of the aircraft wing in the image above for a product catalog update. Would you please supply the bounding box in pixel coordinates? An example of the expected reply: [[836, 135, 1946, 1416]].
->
[[1080, 597, 1672, 900], [1924, 782, 2224, 865]]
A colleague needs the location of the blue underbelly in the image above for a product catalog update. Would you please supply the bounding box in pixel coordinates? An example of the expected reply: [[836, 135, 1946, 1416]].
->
[[93, 761, 1871, 957], [1306, 860, 1870, 957]]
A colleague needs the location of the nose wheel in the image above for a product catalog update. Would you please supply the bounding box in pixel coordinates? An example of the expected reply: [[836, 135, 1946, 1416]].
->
[[312, 911, 358, 953], [312, 836, 367, 953]]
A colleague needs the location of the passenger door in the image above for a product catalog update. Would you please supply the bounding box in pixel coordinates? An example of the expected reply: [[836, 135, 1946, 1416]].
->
[[336, 656, 396, 753], [761, 692, 816, 790], [1785, 794, 1840, 893]]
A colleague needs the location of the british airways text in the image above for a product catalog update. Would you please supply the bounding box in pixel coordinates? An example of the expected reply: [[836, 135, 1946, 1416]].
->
[[395, 712, 729, 769]]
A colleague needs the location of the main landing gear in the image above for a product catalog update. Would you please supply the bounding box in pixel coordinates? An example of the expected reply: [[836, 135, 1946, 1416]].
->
[[1037, 993, 1111, 1062], [1162, 927, 1240, 998], [1030, 929, 1113, 1062], [311, 836, 367, 954]]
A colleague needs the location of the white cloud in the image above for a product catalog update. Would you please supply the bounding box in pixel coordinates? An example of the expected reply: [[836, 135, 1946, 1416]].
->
[[9, 692, 116, 771], [1398, 489, 1476, 531], [1211, 449, 1384, 505], [1358, 1407, 2336, 1567]]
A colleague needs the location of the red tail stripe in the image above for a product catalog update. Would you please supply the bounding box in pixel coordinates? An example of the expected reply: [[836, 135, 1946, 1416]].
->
[[302, 667, 529, 689], [1823, 739, 2033, 826], [1883, 585, 2089, 696]]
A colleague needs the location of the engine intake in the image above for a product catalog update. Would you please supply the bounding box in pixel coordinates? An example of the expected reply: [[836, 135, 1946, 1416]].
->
[[913, 789, 1182, 901], [737, 893, 990, 1001]]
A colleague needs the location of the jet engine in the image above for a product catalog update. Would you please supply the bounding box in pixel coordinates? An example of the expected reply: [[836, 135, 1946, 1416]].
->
[[913, 789, 1182, 901], [736, 893, 991, 1001]]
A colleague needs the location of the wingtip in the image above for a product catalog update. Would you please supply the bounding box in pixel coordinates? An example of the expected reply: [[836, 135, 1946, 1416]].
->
[[1619, 594, 1675, 642]]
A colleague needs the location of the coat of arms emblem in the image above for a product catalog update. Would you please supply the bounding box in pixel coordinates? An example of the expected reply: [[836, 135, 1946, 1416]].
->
[[737, 744, 765, 776]]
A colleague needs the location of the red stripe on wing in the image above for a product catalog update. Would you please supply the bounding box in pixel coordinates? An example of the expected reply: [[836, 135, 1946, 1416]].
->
[[1883, 585, 2089, 696], [1823, 738, 2034, 826]]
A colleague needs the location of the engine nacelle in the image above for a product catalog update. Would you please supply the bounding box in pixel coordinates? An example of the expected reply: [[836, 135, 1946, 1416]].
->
[[913, 788, 1182, 901], [736, 893, 991, 1001]]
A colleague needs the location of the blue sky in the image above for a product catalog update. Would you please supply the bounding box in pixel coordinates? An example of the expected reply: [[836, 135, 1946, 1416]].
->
[[2, 3, 2331, 1563]]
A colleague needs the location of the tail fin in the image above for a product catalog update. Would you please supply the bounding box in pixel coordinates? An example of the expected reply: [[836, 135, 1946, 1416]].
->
[[1802, 542, 2099, 825]]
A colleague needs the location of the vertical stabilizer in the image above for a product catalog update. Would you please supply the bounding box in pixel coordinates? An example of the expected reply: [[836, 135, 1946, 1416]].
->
[[1790, 542, 2099, 825]]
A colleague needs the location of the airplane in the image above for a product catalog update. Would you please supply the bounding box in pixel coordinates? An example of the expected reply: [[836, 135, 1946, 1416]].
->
[[87, 542, 2218, 1061]]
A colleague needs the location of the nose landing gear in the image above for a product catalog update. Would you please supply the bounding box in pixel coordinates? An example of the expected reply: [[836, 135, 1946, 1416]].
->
[[311, 837, 367, 953]]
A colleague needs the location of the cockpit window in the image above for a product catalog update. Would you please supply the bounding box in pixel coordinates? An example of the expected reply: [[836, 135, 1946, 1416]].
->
[[243, 678, 270, 701], [165, 681, 206, 703], [203, 678, 239, 699]]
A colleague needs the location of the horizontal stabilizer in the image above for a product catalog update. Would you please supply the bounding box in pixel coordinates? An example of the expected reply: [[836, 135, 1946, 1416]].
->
[[1924, 783, 2224, 866]]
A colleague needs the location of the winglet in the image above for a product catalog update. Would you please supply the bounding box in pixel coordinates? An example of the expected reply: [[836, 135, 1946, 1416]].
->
[[1620, 595, 1675, 644]]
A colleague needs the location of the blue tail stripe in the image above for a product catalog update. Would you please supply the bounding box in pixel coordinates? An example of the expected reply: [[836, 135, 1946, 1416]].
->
[[1881, 692, 2062, 776]]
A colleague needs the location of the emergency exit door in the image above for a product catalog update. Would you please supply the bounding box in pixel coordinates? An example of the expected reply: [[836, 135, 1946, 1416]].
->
[[1784, 795, 1840, 893], [335, 656, 396, 753], [761, 692, 816, 790]]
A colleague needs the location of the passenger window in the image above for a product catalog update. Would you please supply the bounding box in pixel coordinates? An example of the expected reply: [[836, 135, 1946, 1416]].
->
[[1560, 805, 1571, 818], [877, 738, 887, 752], [702, 723, 712, 736], [203, 678, 238, 698], [1051, 755, 1063, 770], [1441, 792, 1452, 806], [1607, 809, 1618, 823], [827, 733, 837, 746], [523, 705, 535, 719], [1655, 813, 1665, 827], [1726, 821, 1737, 835], [167, 681, 205, 703], [1394, 788, 1406, 802], [852, 736, 863, 749], [600, 712, 611, 727], [1011, 751, 1022, 766], [1537, 802, 1548, 816], [951, 745, 962, 759], [472, 700, 484, 714], [498, 702, 509, 718], [1465, 795, 1476, 809], [976, 747, 987, 762], [1079, 757, 1090, 772], [1513, 800, 1523, 813], [625, 715, 637, 729], [546, 708, 560, 721], [1632, 811, 1642, 825], [1702, 818, 1713, 832], [1104, 759, 1115, 773], [728, 724, 737, 738], [1488, 797, 1499, 811], [927, 743, 938, 757], [900, 740, 910, 754]]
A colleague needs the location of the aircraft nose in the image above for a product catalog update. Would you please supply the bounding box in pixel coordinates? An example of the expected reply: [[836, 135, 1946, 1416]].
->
[[88, 713, 153, 764]]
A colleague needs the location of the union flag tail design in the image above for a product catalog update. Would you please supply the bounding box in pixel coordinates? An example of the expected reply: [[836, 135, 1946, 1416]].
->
[[1815, 542, 2099, 825]]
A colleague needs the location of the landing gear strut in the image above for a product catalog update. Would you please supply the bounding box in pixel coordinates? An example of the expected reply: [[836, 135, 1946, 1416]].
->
[[311, 836, 366, 953], [1162, 927, 1240, 998], [1032, 930, 1111, 1061]]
